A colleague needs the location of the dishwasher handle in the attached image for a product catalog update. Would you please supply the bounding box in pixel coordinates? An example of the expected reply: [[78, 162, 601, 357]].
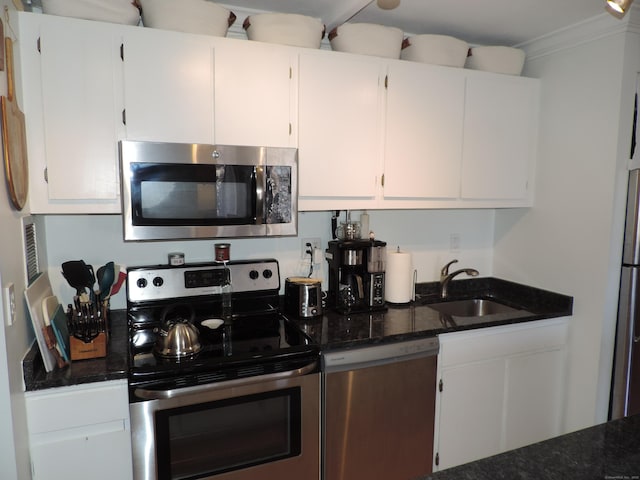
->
[[322, 337, 439, 373]]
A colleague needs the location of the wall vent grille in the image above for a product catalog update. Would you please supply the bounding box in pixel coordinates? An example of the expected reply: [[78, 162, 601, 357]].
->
[[24, 221, 39, 284]]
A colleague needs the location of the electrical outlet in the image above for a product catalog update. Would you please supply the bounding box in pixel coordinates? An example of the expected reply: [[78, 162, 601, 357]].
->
[[3, 283, 16, 327], [301, 238, 322, 260], [450, 233, 461, 253]]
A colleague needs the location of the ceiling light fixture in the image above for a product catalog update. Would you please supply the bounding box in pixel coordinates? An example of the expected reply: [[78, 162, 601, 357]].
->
[[606, 0, 634, 17], [377, 0, 401, 10]]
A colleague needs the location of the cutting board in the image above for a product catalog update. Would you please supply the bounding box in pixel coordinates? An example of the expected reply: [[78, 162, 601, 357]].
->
[[1, 36, 28, 210], [51, 304, 71, 362], [42, 295, 70, 363], [24, 273, 56, 372]]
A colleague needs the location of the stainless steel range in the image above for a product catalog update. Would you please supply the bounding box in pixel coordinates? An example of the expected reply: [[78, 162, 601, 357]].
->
[[126, 259, 320, 480]]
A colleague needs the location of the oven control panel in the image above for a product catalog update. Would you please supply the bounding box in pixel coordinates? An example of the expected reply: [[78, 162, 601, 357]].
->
[[127, 260, 280, 302]]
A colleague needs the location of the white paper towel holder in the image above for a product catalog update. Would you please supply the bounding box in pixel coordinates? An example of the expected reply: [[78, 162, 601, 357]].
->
[[384, 247, 416, 304]]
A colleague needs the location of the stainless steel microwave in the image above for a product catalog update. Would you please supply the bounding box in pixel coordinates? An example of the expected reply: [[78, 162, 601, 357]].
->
[[119, 141, 298, 241]]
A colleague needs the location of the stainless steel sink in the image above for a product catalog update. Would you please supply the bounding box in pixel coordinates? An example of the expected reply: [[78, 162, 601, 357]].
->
[[428, 298, 524, 317]]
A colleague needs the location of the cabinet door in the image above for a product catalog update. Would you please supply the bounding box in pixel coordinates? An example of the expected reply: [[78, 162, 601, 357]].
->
[[462, 74, 539, 201], [31, 428, 132, 480], [35, 17, 122, 210], [298, 52, 384, 207], [26, 380, 133, 480], [122, 28, 215, 144], [504, 348, 565, 450], [436, 359, 506, 470], [384, 62, 465, 200], [214, 39, 295, 147], [434, 319, 569, 471]]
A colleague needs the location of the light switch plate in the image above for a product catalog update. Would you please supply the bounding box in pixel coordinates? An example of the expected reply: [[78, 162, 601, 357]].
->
[[3, 283, 16, 327]]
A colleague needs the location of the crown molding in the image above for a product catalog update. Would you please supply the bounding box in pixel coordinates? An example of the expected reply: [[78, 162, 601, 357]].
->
[[519, 5, 640, 60]]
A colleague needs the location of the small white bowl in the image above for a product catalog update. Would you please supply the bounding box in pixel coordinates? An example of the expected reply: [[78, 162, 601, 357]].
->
[[465, 46, 526, 76], [139, 0, 236, 37], [41, 0, 141, 25], [201, 319, 224, 330], [401, 34, 469, 68], [329, 22, 404, 59], [243, 13, 325, 49]]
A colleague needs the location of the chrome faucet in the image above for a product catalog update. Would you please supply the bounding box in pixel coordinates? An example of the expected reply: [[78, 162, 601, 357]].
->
[[439, 259, 479, 299]]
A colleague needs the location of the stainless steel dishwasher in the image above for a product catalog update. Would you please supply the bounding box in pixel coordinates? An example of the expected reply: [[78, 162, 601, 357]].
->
[[322, 336, 439, 480]]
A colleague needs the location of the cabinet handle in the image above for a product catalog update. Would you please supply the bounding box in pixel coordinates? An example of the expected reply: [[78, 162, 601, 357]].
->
[[122, 109, 126, 125], [385, 74, 389, 89], [120, 43, 124, 61], [439, 378, 443, 392], [43, 167, 48, 183], [435, 452, 440, 466], [381, 174, 385, 187], [289, 123, 292, 136], [37, 37, 41, 53]]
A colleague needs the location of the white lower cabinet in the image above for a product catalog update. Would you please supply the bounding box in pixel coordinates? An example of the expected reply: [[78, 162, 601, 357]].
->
[[433, 318, 569, 471], [26, 380, 133, 480]]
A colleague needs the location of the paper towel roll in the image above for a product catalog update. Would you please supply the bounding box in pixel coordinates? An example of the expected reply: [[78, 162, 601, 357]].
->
[[385, 249, 413, 303]]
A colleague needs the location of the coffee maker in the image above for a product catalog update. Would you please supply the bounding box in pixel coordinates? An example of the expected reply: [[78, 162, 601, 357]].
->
[[326, 239, 387, 314]]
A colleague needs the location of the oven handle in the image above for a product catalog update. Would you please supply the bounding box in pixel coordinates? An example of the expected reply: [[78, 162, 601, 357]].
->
[[133, 359, 318, 400]]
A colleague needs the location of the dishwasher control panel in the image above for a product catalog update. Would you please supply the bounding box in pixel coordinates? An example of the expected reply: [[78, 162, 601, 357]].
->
[[322, 337, 440, 373]]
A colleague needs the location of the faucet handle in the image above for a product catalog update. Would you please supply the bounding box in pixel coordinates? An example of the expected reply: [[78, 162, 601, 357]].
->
[[440, 259, 458, 280]]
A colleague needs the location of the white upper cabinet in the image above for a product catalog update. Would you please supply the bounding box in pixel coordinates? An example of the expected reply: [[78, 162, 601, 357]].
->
[[121, 27, 215, 144], [16, 11, 539, 214], [214, 38, 296, 147], [383, 61, 465, 201], [18, 14, 123, 213], [298, 51, 385, 209], [461, 72, 539, 202]]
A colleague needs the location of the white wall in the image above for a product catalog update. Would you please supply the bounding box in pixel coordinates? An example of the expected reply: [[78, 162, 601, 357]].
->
[[43, 209, 495, 310], [0, 3, 37, 479], [494, 14, 635, 431]]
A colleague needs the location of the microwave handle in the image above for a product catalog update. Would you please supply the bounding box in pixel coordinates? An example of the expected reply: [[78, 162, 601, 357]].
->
[[133, 359, 318, 401], [255, 165, 265, 225]]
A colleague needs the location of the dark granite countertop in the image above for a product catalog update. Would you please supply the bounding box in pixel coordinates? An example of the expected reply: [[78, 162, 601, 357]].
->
[[293, 277, 573, 351], [23, 309, 128, 391], [421, 414, 640, 480], [23, 277, 572, 391]]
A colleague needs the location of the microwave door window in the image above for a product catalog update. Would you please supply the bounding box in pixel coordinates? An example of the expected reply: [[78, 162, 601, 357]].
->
[[141, 181, 216, 219], [216, 166, 252, 220], [131, 163, 256, 226]]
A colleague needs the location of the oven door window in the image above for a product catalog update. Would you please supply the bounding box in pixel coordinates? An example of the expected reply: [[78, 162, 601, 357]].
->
[[130, 163, 257, 226], [155, 387, 301, 480]]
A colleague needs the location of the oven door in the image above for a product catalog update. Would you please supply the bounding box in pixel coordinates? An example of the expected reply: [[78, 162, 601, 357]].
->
[[130, 364, 320, 480]]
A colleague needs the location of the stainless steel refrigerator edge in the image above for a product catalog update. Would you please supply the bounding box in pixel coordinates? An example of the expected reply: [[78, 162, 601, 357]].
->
[[611, 168, 640, 419]]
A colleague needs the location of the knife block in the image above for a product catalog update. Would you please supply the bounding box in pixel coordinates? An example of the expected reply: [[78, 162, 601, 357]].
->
[[68, 302, 109, 361], [70, 332, 107, 361]]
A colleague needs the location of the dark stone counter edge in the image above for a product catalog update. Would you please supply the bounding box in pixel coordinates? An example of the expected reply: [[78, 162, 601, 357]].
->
[[23, 309, 128, 392], [421, 413, 640, 479], [413, 276, 573, 315], [23, 277, 573, 391], [312, 277, 573, 352]]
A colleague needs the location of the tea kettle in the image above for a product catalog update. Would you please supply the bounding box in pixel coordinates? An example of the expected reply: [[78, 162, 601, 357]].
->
[[154, 304, 202, 358]]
